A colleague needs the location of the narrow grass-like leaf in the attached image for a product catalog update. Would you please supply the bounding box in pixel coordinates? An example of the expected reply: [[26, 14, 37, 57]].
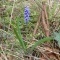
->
[[30, 37, 53, 51], [13, 27, 26, 50], [12, 17, 27, 52]]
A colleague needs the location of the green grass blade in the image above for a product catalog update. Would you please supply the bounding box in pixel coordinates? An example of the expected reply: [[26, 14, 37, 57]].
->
[[13, 27, 26, 51], [12, 17, 27, 52], [30, 37, 53, 51]]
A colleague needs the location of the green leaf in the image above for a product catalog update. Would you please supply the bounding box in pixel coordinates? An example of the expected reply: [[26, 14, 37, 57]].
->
[[12, 17, 27, 52], [30, 37, 53, 51], [53, 32, 60, 46]]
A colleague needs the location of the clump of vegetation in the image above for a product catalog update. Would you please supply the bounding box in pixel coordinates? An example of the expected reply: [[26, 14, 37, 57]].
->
[[0, 0, 60, 60]]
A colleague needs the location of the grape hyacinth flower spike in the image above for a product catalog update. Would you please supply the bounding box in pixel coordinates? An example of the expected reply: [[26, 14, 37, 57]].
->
[[24, 6, 30, 23]]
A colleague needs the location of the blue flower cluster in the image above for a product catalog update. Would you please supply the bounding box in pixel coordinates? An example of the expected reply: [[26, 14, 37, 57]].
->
[[24, 6, 30, 23]]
